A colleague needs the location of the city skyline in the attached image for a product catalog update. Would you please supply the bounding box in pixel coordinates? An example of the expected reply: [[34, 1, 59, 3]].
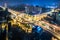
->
[[0, 0, 60, 7]]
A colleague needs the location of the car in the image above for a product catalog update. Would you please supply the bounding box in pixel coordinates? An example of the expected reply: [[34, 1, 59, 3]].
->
[[45, 25, 50, 29], [49, 27, 53, 30]]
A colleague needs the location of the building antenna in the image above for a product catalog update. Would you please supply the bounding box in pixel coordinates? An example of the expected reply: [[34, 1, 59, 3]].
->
[[5, 3, 7, 8], [3, 2, 7, 10]]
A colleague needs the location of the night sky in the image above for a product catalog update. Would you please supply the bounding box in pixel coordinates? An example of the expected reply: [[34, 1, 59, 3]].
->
[[0, 0, 60, 7]]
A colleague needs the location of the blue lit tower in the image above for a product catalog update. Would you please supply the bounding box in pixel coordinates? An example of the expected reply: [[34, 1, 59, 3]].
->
[[32, 25, 43, 35]]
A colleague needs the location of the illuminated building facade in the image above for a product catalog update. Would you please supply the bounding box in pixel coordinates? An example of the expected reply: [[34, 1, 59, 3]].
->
[[52, 11, 60, 24], [56, 11, 60, 23]]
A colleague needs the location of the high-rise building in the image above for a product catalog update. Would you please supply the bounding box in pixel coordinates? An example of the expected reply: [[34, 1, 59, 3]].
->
[[56, 11, 60, 23], [35, 5, 42, 14], [25, 6, 29, 14], [52, 11, 60, 24]]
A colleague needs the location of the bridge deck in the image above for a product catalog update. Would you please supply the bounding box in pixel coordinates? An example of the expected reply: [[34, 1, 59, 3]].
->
[[1, 6, 60, 40]]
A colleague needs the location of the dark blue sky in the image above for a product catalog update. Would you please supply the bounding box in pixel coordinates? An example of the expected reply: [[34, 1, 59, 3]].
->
[[0, 0, 60, 7]]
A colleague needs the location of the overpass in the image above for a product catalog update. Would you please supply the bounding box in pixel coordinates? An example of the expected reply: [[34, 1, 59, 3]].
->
[[0, 6, 60, 40]]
